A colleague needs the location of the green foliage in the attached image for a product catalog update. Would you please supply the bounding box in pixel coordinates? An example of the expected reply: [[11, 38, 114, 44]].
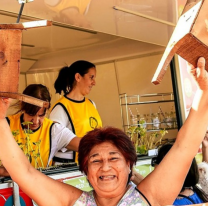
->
[[137, 145, 147, 155], [10, 122, 45, 169], [21, 121, 33, 126], [127, 119, 168, 155], [12, 130, 20, 137]]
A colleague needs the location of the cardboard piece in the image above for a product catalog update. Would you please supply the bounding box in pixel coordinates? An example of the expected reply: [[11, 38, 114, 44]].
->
[[0, 21, 52, 108], [152, 0, 208, 85]]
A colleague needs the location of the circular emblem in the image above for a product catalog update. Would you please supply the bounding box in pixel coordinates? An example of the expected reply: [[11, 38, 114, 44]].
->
[[89, 117, 98, 129]]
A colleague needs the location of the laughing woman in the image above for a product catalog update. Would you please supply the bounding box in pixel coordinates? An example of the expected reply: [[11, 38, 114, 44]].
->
[[0, 57, 208, 205]]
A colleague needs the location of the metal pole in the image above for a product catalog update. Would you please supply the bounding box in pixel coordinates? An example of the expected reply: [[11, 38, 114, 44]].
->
[[16, 3, 25, 23], [13, 181, 21, 206], [170, 57, 183, 129], [113, 6, 176, 27]]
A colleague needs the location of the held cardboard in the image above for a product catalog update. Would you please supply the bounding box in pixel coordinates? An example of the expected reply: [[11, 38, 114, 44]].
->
[[0, 29, 21, 94], [152, 0, 208, 85], [0, 21, 52, 108]]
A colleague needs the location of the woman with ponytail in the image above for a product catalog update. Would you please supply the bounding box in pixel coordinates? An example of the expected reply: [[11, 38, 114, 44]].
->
[[49, 60, 102, 164]]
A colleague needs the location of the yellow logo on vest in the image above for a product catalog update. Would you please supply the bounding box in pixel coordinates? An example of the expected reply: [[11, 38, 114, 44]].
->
[[89, 117, 98, 129]]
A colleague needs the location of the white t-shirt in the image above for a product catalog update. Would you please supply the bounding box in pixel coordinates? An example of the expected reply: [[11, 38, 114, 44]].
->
[[49, 101, 96, 161], [50, 104, 73, 130], [48, 123, 76, 165]]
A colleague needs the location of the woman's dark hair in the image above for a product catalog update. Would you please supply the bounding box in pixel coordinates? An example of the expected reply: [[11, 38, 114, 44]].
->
[[54, 60, 95, 95], [78, 127, 137, 183], [16, 84, 51, 115], [155, 144, 208, 202]]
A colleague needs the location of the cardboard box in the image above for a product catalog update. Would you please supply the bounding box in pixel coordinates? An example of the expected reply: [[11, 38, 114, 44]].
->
[[152, 0, 208, 84], [0, 21, 51, 108]]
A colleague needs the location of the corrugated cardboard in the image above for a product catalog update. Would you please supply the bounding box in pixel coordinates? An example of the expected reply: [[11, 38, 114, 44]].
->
[[152, 0, 208, 85], [0, 21, 52, 108]]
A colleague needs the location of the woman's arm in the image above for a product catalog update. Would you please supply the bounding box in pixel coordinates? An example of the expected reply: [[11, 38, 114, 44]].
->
[[138, 57, 208, 205], [0, 99, 82, 206], [202, 132, 208, 162], [51, 123, 80, 152], [65, 136, 80, 151], [130, 169, 144, 185], [0, 166, 9, 177]]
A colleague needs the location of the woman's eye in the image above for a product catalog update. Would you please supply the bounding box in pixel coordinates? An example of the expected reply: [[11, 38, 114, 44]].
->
[[110, 157, 118, 161], [92, 160, 101, 163]]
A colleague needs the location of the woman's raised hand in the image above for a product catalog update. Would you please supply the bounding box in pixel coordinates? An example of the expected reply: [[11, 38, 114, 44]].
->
[[189, 57, 208, 91], [0, 98, 11, 119]]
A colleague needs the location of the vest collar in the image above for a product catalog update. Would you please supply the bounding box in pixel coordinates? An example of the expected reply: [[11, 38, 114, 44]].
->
[[64, 95, 85, 103]]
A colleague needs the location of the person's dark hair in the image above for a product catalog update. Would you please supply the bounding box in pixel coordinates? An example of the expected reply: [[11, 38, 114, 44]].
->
[[155, 144, 208, 202], [154, 144, 172, 165], [78, 127, 137, 183], [54, 60, 95, 95], [16, 84, 51, 115]]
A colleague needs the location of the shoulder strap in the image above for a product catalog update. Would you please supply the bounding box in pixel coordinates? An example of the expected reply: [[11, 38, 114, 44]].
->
[[6, 117, 10, 125], [88, 98, 94, 105], [135, 187, 151, 206], [178, 194, 195, 204]]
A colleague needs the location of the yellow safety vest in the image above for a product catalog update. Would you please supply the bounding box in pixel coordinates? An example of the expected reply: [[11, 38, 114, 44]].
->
[[51, 96, 102, 162], [7, 113, 54, 168]]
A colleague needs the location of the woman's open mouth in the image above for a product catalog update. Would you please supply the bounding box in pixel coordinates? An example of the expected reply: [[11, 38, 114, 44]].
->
[[99, 175, 115, 180]]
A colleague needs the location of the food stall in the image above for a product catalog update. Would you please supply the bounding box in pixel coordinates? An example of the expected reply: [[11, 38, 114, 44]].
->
[[0, 0, 198, 205]]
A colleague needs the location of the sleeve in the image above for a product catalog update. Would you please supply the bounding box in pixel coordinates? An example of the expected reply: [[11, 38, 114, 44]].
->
[[49, 123, 76, 163], [49, 104, 72, 130]]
